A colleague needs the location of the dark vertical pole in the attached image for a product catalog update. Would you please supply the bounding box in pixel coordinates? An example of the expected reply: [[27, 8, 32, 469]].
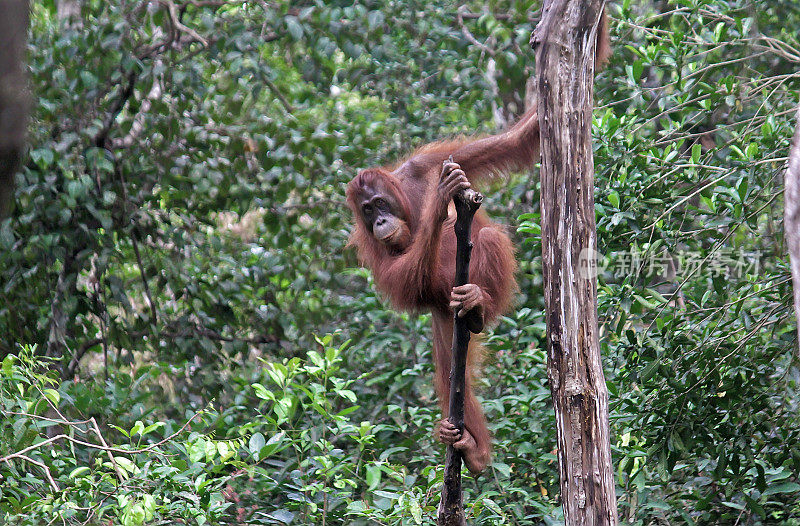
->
[[438, 162, 483, 526]]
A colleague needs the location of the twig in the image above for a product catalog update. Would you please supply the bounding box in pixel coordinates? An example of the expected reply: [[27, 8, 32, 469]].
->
[[111, 156, 158, 324], [2, 454, 59, 491], [162, 0, 209, 47], [456, 6, 496, 56], [93, 70, 138, 149], [65, 337, 103, 378], [90, 417, 126, 482], [130, 232, 158, 324], [265, 77, 294, 114], [109, 61, 163, 150], [0, 410, 203, 461]]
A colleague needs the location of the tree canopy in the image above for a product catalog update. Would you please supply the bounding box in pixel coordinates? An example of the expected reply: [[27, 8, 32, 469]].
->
[[1, 0, 800, 524]]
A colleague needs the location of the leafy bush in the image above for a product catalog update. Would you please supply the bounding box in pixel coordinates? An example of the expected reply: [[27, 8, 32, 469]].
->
[[2, 0, 800, 524]]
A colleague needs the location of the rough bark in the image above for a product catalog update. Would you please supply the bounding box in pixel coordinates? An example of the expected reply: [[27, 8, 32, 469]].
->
[[785, 105, 800, 348], [531, 1, 618, 524], [0, 0, 30, 217], [438, 185, 483, 526]]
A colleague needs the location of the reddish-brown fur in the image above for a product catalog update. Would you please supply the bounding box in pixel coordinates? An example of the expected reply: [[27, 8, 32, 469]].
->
[[346, 10, 610, 471], [346, 107, 537, 469]]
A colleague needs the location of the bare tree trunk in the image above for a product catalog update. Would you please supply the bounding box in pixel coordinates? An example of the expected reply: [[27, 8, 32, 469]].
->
[[0, 0, 30, 218], [531, 1, 618, 524], [785, 105, 800, 348]]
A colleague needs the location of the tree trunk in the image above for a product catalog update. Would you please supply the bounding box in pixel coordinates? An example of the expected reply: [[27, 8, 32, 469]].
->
[[0, 0, 30, 217], [785, 104, 800, 348], [532, 1, 618, 524]]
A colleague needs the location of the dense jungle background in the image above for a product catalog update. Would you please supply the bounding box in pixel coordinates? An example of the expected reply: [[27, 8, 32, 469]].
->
[[2, 0, 800, 524]]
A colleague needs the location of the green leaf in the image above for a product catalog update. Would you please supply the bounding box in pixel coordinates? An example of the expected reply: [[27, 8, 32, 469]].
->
[[130, 420, 144, 437], [634, 294, 656, 309], [217, 441, 234, 461], [409, 497, 422, 524], [69, 466, 90, 479], [493, 462, 511, 478], [42, 388, 60, 405], [114, 456, 136, 474], [109, 424, 130, 438], [640, 360, 659, 382], [337, 389, 357, 403], [691, 143, 701, 164], [763, 482, 800, 496], [737, 177, 748, 202], [260, 431, 287, 458], [142, 422, 165, 436], [286, 16, 303, 40], [367, 11, 385, 29], [253, 382, 274, 401], [249, 433, 265, 460], [721, 501, 745, 510], [365, 464, 381, 490], [482, 498, 504, 515], [274, 395, 297, 424], [714, 23, 726, 43], [2, 355, 14, 376], [608, 191, 620, 209]]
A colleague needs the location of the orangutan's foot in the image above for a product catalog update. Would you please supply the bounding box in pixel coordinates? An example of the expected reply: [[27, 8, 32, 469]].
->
[[437, 419, 490, 474]]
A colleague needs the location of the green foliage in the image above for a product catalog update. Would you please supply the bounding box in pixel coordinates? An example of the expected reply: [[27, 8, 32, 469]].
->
[[1, 338, 436, 525], [1, 345, 235, 525], [587, 1, 800, 522], [1, 0, 800, 524]]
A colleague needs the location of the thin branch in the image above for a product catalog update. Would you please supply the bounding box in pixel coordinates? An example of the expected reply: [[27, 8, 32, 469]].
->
[[65, 337, 103, 378], [90, 417, 126, 482], [109, 62, 163, 150], [93, 69, 138, 149], [111, 155, 159, 324], [162, 0, 209, 47], [130, 232, 158, 324], [3, 454, 59, 491], [265, 77, 294, 114], [459, 12, 512, 20], [456, 6, 496, 56], [35, 383, 126, 483], [0, 410, 204, 461]]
